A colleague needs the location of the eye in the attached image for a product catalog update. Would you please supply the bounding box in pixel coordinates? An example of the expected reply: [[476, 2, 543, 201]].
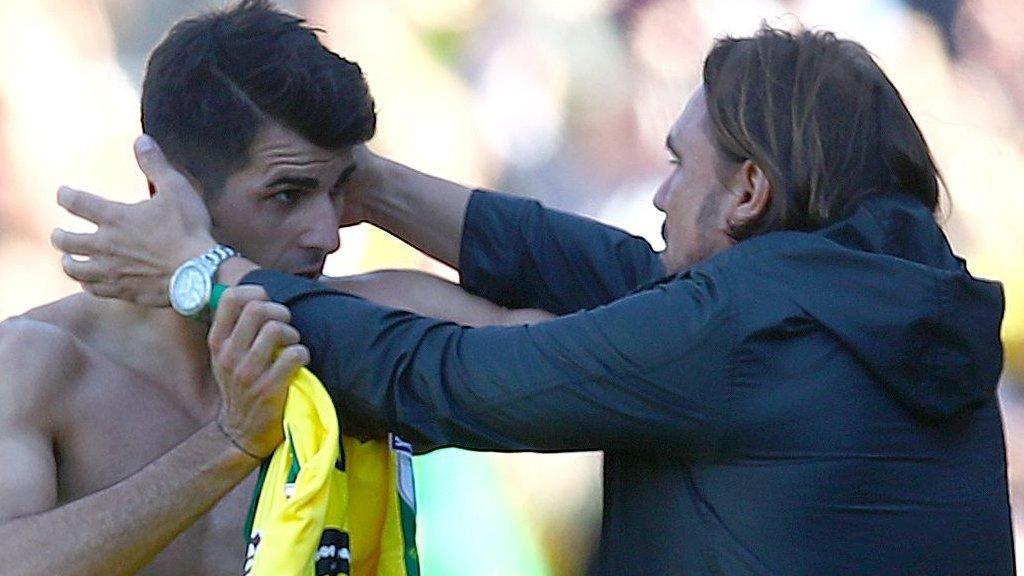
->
[[271, 190, 299, 205], [667, 156, 681, 166]]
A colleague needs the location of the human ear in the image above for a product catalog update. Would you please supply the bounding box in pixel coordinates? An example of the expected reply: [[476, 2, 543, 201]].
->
[[726, 160, 772, 230]]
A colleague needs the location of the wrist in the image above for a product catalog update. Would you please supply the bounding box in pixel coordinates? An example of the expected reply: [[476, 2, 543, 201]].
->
[[357, 151, 400, 225], [213, 418, 263, 462], [199, 421, 262, 474], [214, 256, 260, 286], [177, 235, 218, 270]]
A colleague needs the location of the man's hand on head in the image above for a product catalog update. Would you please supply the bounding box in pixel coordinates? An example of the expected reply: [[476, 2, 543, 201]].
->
[[337, 144, 383, 228], [51, 135, 218, 307]]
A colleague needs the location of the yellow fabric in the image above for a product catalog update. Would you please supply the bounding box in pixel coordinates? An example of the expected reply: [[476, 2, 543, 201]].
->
[[243, 367, 418, 576]]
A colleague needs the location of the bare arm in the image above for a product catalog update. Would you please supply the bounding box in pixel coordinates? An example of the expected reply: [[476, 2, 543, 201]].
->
[[325, 270, 554, 326], [0, 295, 306, 576], [344, 148, 474, 269], [0, 421, 254, 576]]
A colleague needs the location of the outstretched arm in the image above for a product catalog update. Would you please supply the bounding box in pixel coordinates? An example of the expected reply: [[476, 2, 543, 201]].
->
[[326, 270, 553, 326], [0, 290, 306, 575], [244, 266, 734, 454]]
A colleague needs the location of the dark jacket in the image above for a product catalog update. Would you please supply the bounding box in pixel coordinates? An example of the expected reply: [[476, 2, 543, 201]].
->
[[244, 190, 1014, 575]]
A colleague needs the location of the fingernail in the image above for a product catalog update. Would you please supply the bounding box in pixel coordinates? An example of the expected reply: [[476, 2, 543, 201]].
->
[[137, 134, 155, 152]]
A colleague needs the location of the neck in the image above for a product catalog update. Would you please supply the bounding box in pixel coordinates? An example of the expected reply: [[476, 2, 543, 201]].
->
[[95, 298, 218, 413]]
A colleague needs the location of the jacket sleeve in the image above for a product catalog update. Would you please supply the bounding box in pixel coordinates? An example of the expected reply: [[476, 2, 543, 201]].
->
[[242, 266, 734, 456], [459, 191, 665, 314]]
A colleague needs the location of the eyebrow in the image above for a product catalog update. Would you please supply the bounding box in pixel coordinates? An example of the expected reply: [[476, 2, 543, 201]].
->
[[264, 162, 357, 192], [266, 175, 319, 190]]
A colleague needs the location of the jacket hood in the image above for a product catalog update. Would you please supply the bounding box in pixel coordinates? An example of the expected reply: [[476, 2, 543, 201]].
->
[[755, 193, 1005, 421]]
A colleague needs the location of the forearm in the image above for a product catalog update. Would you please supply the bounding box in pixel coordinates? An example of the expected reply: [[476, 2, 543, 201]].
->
[[360, 156, 473, 269], [327, 270, 554, 326], [0, 422, 256, 576], [244, 269, 731, 454]]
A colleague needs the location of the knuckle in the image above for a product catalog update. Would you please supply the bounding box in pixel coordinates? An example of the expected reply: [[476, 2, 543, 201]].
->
[[234, 365, 259, 386], [267, 302, 290, 322], [65, 192, 82, 212], [236, 285, 267, 301], [273, 321, 297, 341], [255, 320, 281, 343], [241, 300, 268, 320], [96, 235, 114, 254], [104, 207, 121, 226], [207, 332, 222, 353], [221, 288, 243, 307], [216, 348, 240, 371], [281, 325, 300, 344], [269, 322, 289, 344]]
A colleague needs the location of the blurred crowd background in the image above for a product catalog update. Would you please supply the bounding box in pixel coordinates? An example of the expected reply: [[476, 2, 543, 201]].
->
[[1, 0, 1022, 573]]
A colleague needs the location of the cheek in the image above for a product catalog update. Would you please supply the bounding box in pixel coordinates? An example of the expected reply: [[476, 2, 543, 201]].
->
[[210, 203, 281, 253]]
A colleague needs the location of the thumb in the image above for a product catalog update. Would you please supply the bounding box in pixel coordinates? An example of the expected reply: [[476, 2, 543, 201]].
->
[[133, 134, 193, 196]]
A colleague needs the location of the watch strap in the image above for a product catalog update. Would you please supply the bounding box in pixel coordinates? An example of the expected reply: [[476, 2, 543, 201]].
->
[[210, 283, 229, 312], [201, 244, 238, 272]]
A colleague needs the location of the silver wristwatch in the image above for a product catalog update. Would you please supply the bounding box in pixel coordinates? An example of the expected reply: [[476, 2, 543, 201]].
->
[[168, 245, 238, 318]]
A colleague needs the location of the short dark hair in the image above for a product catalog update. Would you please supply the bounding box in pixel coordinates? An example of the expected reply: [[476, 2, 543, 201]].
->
[[702, 26, 943, 239], [141, 0, 375, 194]]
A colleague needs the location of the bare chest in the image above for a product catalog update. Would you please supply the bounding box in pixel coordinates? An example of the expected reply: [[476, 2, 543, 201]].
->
[[55, 357, 256, 575]]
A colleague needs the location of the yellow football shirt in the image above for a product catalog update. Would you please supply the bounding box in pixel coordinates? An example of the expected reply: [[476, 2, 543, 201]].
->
[[241, 366, 418, 576]]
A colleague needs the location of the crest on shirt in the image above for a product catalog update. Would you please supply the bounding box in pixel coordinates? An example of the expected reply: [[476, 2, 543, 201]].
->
[[315, 529, 351, 576]]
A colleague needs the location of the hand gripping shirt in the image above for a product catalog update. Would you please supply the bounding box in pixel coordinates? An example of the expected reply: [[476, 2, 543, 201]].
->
[[241, 366, 418, 576]]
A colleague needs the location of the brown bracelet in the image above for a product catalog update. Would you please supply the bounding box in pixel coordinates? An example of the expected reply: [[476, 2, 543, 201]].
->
[[215, 419, 262, 461]]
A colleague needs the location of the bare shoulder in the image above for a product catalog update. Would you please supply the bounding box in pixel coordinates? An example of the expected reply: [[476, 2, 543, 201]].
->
[[0, 302, 91, 520], [0, 300, 90, 423]]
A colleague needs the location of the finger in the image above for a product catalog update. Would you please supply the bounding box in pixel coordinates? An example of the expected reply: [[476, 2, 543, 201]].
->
[[51, 228, 106, 257], [57, 186, 127, 226], [260, 344, 310, 388], [234, 321, 300, 383], [61, 254, 107, 283], [134, 135, 192, 195], [208, 286, 271, 355], [255, 320, 301, 351], [230, 300, 290, 353]]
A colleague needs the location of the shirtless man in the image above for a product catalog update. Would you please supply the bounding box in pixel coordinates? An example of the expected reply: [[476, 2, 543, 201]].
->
[[0, 2, 547, 574]]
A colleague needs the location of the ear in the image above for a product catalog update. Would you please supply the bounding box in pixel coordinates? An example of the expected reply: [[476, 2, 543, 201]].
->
[[725, 159, 772, 231]]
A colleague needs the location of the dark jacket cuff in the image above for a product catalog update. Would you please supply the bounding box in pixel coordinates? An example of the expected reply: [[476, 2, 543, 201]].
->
[[240, 269, 336, 304]]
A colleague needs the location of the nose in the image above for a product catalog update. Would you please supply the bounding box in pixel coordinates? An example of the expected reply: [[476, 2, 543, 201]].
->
[[300, 195, 342, 255], [653, 180, 668, 212]]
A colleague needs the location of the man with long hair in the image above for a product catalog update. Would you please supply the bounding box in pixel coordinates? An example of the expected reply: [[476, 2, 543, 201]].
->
[[59, 26, 1014, 574]]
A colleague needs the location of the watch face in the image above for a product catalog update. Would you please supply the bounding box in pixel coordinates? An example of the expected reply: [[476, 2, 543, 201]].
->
[[170, 264, 210, 316]]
